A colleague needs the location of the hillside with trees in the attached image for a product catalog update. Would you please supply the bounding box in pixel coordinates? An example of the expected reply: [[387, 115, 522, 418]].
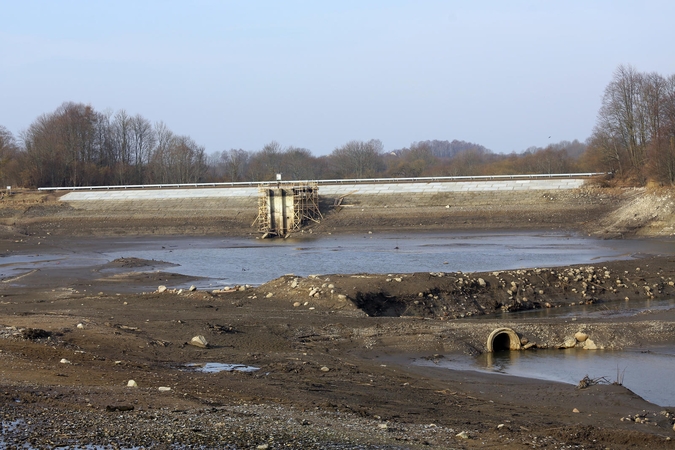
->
[[1, 64, 673, 188]]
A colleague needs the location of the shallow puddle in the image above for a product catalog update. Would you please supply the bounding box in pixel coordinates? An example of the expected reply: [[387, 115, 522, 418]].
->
[[184, 362, 260, 373]]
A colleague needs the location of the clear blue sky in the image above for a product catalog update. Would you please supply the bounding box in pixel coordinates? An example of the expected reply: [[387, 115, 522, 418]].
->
[[2, 1, 674, 155]]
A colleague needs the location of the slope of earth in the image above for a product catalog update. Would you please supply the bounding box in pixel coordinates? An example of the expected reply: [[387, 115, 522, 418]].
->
[[0, 185, 635, 238]]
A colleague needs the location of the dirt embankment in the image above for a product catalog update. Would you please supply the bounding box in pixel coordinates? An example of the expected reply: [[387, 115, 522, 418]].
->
[[1, 185, 668, 238]]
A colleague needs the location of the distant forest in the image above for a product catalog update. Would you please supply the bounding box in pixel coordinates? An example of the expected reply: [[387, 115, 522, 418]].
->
[[0, 65, 673, 188]]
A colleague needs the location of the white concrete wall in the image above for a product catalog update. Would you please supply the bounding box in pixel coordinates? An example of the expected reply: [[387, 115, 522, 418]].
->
[[60, 178, 586, 202]]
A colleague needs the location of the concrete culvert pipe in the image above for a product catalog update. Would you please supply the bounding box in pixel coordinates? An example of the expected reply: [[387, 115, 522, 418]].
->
[[487, 327, 522, 352]]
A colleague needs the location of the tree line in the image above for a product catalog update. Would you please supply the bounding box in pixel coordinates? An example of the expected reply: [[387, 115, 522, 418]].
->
[[587, 65, 675, 184], [1, 65, 673, 189]]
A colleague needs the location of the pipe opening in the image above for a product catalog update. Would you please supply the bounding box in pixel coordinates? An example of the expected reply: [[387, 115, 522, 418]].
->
[[487, 327, 522, 352]]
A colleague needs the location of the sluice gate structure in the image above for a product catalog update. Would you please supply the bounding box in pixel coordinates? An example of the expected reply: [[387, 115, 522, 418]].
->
[[255, 183, 322, 238]]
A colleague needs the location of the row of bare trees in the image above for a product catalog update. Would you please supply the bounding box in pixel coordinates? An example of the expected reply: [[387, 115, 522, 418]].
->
[[2, 110, 595, 188], [207, 138, 592, 183], [18, 102, 206, 187], [7, 66, 675, 190], [588, 65, 675, 183]]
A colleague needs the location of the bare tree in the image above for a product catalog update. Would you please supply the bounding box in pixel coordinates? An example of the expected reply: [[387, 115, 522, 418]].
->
[[646, 74, 675, 184], [216, 149, 250, 181], [594, 65, 647, 173], [386, 142, 436, 177], [148, 133, 206, 184], [0, 125, 21, 186], [128, 114, 156, 184], [279, 146, 316, 180], [112, 110, 133, 184], [330, 139, 384, 178], [247, 141, 283, 181]]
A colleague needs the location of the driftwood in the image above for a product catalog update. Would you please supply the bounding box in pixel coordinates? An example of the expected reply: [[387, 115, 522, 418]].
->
[[576, 374, 610, 389]]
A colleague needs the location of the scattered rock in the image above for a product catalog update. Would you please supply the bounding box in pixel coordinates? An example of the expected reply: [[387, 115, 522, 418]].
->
[[77, 323, 85, 329], [320, 366, 330, 372], [456, 431, 469, 439], [573, 408, 580, 413], [265, 292, 273, 298], [575, 331, 588, 342], [126, 380, 138, 387], [157, 285, 167, 293], [562, 337, 577, 348], [158, 386, 171, 392], [293, 302, 301, 307], [478, 278, 486, 287], [189, 285, 197, 292], [60, 358, 71, 364], [189, 335, 209, 348], [105, 405, 134, 412], [583, 338, 598, 350]]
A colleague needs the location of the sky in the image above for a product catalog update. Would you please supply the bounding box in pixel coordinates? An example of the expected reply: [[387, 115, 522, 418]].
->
[[2, 1, 675, 156]]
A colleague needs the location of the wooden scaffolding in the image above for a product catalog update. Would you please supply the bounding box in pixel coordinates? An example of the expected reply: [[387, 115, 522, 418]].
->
[[255, 183, 322, 237]]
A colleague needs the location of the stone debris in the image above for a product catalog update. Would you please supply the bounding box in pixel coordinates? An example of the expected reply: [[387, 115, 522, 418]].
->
[[158, 386, 171, 392], [456, 431, 469, 439], [574, 331, 588, 342], [320, 366, 330, 372], [189, 285, 197, 292], [562, 337, 577, 349], [76, 323, 85, 329], [621, 412, 659, 425], [60, 358, 71, 364], [583, 338, 598, 350], [189, 335, 209, 348], [105, 405, 134, 412], [157, 285, 167, 293], [126, 380, 138, 387]]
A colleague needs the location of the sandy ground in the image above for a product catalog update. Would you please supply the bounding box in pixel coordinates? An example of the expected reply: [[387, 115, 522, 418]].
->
[[1, 189, 675, 448]]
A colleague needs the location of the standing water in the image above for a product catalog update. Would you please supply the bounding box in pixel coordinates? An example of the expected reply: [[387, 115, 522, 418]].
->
[[414, 346, 675, 407]]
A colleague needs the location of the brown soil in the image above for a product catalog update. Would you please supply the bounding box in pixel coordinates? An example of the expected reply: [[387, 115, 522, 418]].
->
[[1, 188, 675, 448]]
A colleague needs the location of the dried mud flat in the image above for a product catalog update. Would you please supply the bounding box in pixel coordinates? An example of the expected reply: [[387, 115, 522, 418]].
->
[[1, 190, 675, 448]]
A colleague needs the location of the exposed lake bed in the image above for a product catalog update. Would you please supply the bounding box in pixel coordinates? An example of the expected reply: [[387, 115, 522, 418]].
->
[[2, 230, 675, 448]]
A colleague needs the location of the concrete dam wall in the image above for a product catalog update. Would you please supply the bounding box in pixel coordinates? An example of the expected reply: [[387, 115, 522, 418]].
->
[[44, 177, 609, 236]]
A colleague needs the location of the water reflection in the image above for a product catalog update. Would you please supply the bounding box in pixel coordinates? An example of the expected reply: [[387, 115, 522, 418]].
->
[[5, 232, 675, 288], [98, 231, 675, 288], [418, 347, 675, 407]]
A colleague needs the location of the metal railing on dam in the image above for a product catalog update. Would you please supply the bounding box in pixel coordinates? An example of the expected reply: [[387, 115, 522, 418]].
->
[[38, 173, 605, 192]]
